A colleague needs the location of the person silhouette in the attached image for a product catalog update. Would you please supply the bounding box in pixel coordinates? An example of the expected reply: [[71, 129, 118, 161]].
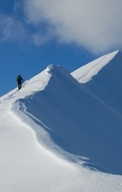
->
[[17, 75, 24, 90]]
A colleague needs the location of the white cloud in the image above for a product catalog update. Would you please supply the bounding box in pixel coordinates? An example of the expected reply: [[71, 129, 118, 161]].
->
[[31, 28, 54, 46], [23, 0, 122, 54], [0, 13, 53, 46], [0, 14, 26, 42]]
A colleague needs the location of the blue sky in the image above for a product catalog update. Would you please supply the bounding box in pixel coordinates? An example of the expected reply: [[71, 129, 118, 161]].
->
[[0, 0, 122, 95]]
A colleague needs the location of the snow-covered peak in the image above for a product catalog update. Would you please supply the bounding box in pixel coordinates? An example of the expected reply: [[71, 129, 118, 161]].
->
[[0, 50, 122, 192], [72, 50, 120, 83], [72, 50, 122, 115]]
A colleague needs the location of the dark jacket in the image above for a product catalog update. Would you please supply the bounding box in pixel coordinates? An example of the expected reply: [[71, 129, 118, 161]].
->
[[17, 75, 23, 84]]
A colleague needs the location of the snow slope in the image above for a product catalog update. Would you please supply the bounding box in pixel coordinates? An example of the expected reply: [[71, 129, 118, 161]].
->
[[72, 50, 122, 115], [0, 51, 122, 192]]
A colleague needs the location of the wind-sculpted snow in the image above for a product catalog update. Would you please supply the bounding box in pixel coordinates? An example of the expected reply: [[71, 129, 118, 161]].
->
[[72, 50, 119, 83], [72, 50, 122, 115], [1, 51, 122, 192], [15, 64, 122, 175]]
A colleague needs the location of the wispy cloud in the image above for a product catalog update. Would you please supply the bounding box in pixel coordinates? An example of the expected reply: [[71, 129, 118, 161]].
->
[[0, 14, 26, 42], [31, 28, 55, 46], [0, 0, 54, 46], [0, 0, 122, 54], [23, 0, 122, 54]]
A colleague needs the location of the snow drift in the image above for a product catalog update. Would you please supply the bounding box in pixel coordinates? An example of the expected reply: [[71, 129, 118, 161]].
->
[[16, 56, 122, 175], [0, 50, 122, 192]]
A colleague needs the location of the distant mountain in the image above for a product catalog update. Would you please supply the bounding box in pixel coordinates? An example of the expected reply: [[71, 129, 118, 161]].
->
[[72, 50, 122, 115]]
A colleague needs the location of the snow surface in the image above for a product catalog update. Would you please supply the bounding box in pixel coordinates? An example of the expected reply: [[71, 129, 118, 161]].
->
[[0, 51, 122, 192], [72, 50, 120, 83]]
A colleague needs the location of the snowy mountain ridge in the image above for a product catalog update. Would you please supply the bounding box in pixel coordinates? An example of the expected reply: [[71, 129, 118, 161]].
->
[[72, 50, 120, 83], [72, 50, 122, 115], [0, 50, 122, 192]]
